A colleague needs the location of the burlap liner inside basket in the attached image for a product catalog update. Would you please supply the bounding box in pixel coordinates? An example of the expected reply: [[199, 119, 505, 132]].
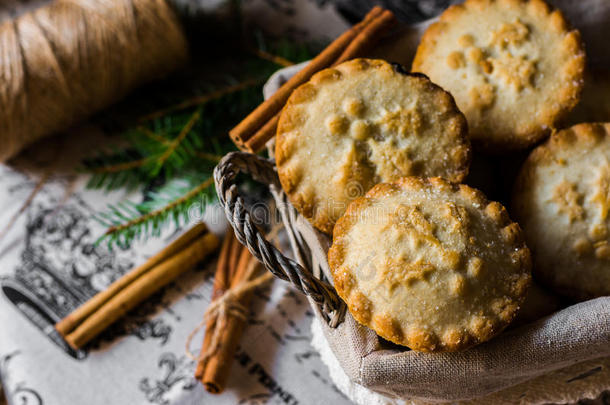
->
[[214, 1, 610, 400]]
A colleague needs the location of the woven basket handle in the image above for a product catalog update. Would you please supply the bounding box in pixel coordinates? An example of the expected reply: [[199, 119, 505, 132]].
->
[[214, 151, 344, 326]]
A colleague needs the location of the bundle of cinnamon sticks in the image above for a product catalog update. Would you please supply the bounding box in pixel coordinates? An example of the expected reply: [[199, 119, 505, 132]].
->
[[194, 229, 272, 394], [229, 6, 396, 152], [55, 223, 219, 349]]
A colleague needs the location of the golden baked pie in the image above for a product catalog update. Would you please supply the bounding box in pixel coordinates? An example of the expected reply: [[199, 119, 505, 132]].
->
[[276, 58, 470, 234], [513, 123, 610, 299], [412, 0, 585, 151], [329, 177, 531, 352]]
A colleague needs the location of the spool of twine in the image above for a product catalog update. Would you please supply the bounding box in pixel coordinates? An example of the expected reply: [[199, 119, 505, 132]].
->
[[0, 0, 188, 162]]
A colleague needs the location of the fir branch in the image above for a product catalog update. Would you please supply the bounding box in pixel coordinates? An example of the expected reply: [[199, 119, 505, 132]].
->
[[139, 78, 263, 122], [84, 147, 152, 191], [250, 48, 295, 67], [91, 158, 149, 174], [194, 151, 223, 162], [97, 176, 215, 247], [82, 84, 253, 192], [139, 126, 171, 145], [152, 108, 201, 176], [104, 177, 213, 236], [87, 32, 320, 247]]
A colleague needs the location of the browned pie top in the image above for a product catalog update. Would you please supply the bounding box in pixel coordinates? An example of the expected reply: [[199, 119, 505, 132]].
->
[[412, 0, 585, 151], [329, 177, 531, 352], [276, 58, 470, 234]]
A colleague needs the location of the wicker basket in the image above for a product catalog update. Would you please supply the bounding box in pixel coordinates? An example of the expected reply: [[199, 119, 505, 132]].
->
[[214, 8, 610, 393], [214, 150, 610, 402]]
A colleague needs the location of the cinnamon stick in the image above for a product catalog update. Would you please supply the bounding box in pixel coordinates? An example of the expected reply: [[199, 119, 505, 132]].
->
[[200, 246, 255, 394], [56, 222, 210, 337], [56, 225, 219, 349], [237, 8, 396, 153], [333, 9, 396, 65], [243, 114, 280, 155], [229, 6, 384, 151], [194, 230, 238, 380], [193, 227, 274, 394]]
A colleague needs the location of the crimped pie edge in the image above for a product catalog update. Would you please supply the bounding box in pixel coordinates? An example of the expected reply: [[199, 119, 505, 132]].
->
[[329, 176, 532, 352]]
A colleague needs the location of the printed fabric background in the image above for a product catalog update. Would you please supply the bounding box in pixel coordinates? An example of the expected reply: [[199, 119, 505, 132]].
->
[[0, 0, 607, 405], [0, 143, 353, 405]]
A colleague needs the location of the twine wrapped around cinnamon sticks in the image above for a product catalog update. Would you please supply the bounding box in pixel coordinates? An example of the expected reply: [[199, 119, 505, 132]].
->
[[55, 223, 218, 349], [229, 6, 396, 152], [188, 228, 277, 394], [0, 0, 188, 162]]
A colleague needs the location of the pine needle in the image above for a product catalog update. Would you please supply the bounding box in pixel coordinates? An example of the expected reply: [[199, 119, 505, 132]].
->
[[139, 126, 171, 145], [153, 109, 201, 175], [250, 49, 295, 67], [194, 151, 223, 162], [91, 158, 149, 174], [139, 78, 262, 122], [103, 177, 214, 237]]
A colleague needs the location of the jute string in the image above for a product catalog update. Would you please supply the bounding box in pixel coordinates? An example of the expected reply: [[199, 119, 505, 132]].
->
[[0, 0, 188, 162]]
